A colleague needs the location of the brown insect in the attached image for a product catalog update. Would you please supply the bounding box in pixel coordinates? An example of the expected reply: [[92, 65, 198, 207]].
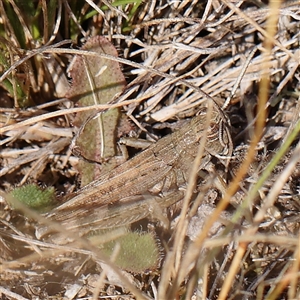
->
[[37, 103, 232, 238]]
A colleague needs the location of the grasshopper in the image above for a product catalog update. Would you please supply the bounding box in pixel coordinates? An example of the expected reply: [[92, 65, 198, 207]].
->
[[37, 103, 232, 238]]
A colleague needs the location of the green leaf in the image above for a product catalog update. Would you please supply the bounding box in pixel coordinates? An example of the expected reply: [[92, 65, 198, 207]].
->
[[3, 1, 26, 48], [8, 184, 56, 212], [101, 231, 161, 272], [66, 36, 126, 186]]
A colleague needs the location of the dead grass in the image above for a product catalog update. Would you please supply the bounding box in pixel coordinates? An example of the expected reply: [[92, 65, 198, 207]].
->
[[0, 0, 300, 299]]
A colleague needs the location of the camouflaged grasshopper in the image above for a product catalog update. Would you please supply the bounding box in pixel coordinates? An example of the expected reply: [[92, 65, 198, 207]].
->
[[37, 102, 233, 239]]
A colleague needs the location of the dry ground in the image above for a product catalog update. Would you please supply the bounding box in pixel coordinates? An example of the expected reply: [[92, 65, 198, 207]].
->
[[0, 1, 300, 299]]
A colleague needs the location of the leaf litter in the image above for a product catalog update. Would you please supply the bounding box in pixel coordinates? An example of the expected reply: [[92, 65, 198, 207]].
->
[[0, 1, 300, 299]]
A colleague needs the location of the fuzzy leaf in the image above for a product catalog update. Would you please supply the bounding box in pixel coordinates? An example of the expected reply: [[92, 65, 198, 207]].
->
[[101, 231, 161, 273], [66, 36, 126, 186], [8, 184, 56, 212]]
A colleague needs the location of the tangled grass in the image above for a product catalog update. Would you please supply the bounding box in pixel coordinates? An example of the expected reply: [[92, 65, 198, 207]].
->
[[0, 1, 300, 299]]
